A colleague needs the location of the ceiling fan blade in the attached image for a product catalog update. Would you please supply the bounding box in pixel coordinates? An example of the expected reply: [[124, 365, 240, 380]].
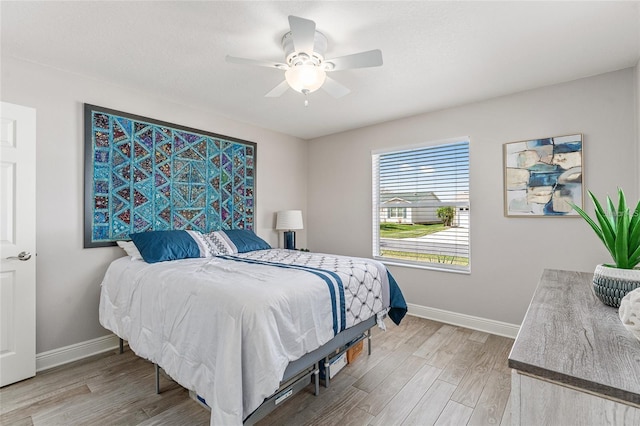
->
[[288, 15, 316, 55], [265, 80, 290, 97], [325, 49, 383, 71], [226, 55, 286, 69], [321, 76, 350, 98]]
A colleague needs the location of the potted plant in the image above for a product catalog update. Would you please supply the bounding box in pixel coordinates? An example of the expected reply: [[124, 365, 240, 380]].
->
[[572, 188, 640, 307]]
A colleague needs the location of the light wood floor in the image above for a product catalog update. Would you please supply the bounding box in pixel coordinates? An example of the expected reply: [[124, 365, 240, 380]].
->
[[0, 315, 514, 425]]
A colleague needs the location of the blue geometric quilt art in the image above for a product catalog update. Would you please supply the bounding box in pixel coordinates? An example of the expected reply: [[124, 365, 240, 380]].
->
[[84, 104, 256, 247]]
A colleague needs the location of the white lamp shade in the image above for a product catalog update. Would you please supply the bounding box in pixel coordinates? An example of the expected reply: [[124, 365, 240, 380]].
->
[[276, 210, 304, 230], [285, 65, 326, 93]]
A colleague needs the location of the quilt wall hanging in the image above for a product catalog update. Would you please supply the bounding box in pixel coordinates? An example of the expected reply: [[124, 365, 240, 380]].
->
[[84, 104, 256, 248], [503, 133, 582, 217]]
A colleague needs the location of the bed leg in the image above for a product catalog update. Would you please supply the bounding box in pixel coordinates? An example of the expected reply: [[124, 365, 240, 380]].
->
[[367, 328, 372, 356], [155, 364, 161, 394], [119, 338, 124, 354], [323, 357, 330, 388], [313, 368, 320, 396]]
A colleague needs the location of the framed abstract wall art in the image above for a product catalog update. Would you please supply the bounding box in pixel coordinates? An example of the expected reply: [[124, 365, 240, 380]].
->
[[84, 104, 257, 248], [503, 134, 583, 217]]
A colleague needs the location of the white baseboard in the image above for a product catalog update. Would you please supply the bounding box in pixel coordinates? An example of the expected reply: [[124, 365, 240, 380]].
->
[[36, 334, 121, 372], [406, 303, 520, 339]]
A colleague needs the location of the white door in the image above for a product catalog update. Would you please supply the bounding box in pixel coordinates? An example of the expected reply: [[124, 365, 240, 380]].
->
[[0, 102, 36, 387]]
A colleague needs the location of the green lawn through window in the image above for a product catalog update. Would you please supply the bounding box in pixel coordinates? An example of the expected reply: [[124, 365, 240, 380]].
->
[[379, 223, 447, 239], [381, 250, 469, 266]]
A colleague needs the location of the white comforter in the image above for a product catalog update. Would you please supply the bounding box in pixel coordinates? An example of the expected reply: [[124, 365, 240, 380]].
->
[[99, 249, 389, 425]]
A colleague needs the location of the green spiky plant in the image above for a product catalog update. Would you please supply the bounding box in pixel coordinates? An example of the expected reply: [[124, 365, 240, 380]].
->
[[571, 189, 640, 269]]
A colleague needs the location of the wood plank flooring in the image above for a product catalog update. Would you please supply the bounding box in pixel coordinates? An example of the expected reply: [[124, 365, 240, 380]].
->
[[0, 316, 514, 425]]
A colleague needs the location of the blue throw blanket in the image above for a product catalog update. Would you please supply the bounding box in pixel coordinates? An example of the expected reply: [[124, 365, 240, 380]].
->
[[387, 271, 407, 325]]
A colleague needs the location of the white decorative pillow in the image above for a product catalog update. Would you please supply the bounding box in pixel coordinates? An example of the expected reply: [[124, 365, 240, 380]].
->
[[116, 240, 143, 261], [188, 230, 218, 257], [201, 231, 238, 256], [619, 287, 640, 342]]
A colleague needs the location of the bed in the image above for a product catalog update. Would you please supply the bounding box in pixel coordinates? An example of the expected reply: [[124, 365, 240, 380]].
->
[[99, 229, 406, 425]]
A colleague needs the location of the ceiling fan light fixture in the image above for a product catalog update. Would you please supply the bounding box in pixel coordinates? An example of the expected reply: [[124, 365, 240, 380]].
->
[[284, 65, 326, 93], [226, 16, 383, 101]]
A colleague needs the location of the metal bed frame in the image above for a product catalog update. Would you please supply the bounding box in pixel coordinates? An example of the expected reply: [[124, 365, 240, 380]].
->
[[118, 315, 376, 424]]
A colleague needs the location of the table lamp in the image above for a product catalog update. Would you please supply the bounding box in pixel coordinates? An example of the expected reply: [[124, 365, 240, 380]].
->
[[276, 210, 303, 250]]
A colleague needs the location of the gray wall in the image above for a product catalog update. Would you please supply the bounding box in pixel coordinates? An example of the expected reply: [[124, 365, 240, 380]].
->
[[2, 55, 638, 353], [637, 61, 640, 193], [307, 68, 638, 326], [1, 57, 308, 353]]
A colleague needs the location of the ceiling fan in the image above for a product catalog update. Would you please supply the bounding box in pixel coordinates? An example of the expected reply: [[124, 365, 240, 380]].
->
[[226, 15, 383, 105]]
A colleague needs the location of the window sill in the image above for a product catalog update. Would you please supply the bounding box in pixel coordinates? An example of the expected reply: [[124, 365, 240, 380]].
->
[[375, 257, 471, 275]]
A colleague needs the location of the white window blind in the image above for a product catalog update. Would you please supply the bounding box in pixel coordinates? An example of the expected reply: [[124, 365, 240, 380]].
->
[[372, 139, 470, 272]]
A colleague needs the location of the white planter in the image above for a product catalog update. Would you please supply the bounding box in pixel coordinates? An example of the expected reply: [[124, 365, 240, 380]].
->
[[592, 264, 640, 308]]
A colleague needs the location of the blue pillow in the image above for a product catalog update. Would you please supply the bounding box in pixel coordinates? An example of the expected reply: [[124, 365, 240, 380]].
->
[[219, 229, 271, 253], [130, 230, 203, 263]]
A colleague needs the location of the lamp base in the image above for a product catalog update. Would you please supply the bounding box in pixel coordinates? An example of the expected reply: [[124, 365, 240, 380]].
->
[[284, 231, 296, 250]]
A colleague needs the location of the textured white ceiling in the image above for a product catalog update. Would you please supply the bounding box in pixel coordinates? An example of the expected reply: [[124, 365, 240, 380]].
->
[[2, 1, 639, 139]]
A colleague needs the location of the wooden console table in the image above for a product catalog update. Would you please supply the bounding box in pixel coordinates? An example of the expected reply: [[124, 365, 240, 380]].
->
[[508, 269, 640, 425]]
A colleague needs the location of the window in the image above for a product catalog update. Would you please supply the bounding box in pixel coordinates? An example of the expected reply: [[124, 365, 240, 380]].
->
[[387, 207, 407, 219], [372, 138, 470, 272]]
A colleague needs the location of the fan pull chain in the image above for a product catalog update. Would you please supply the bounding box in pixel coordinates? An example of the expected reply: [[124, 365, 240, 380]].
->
[[302, 89, 310, 107]]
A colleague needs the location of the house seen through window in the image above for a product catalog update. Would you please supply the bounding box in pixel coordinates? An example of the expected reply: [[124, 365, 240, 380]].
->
[[372, 138, 470, 272]]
